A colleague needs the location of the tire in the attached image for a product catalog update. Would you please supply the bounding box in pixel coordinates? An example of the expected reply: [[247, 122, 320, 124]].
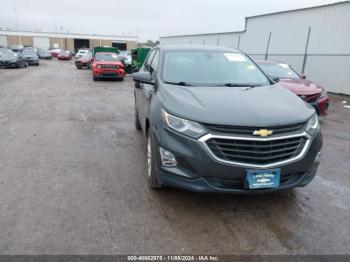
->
[[93, 76, 98, 81], [135, 107, 142, 130], [146, 132, 162, 189]]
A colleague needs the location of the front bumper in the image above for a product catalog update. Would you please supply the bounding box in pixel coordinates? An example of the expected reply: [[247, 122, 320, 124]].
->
[[26, 59, 39, 65], [0, 61, 18, 68], [151, 126, 322, 194], [93, 69, 125, 79], [58, 56, 70, 60]]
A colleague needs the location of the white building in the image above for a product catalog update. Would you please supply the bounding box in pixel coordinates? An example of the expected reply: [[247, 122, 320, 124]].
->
[[160, 1, 350, 95], [0, 30, 138, 52]]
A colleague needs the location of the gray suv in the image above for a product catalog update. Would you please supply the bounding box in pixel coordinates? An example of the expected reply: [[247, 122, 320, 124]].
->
[[133, 45, 322, 193]]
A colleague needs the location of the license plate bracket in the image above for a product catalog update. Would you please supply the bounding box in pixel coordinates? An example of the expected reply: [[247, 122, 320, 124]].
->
[[246, 168, 281, 189]]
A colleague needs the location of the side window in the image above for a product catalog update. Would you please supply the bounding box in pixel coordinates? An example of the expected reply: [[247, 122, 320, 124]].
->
[[150, 49, 159, 73], [144, 49, 156, 72]]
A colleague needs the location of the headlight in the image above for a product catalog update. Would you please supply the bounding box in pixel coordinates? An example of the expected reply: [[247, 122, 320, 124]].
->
[[320, 90, 327, 98], [305, 114, 319, 136], [161, 109, 207, 138], [96, 65, 102, 69]]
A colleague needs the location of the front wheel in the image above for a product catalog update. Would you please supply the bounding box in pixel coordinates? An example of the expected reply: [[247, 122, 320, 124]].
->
[[146, 133, 162, 189], [93, 76, 98, 81]]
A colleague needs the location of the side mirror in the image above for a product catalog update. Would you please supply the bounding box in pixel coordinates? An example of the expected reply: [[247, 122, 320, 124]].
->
[[300, 74, 306, 79], [271, 76, 280, 83], [132, 71, 154, 86]]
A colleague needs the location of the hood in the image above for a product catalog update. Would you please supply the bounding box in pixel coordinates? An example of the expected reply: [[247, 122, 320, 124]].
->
[[278, 79, 323, 95], [159, 83, 315, 127], [0, 55, 17, 61]]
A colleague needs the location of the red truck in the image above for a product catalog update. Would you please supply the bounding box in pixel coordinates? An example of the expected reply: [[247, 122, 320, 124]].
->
[[92, 47, 125, 81]]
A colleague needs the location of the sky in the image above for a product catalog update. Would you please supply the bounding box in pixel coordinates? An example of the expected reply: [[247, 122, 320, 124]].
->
[[0, 0, 343, 42]]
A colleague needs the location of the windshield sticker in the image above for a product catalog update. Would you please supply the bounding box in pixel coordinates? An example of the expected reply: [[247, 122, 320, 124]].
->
[[279, 63, 289, 68], [247, 65, 256, 70], [224, 53, 246, 62]]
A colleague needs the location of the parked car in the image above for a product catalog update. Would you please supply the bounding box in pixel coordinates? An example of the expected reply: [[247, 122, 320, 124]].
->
[[38, 49, 52, 59], [23, 46, 38, 53], [0, 48, 27, 68], [256, 60, 329, 116], [92, 47, 125, 81], [75, 49, 91, 59], [8, 45, 24, 53], [119, 51, 132, 74], [50, 48, 62, 58], [75, 52, 92, 69], [132, 45, 322, 193], [22, 49, 39, 66], [57, 50, 72, 60]]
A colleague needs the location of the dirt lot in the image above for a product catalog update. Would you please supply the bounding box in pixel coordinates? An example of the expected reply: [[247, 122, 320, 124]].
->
[[0, 59, 349, 255]]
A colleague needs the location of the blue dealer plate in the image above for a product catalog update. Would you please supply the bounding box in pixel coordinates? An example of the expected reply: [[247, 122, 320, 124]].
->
[[246, 168, 281, 189]]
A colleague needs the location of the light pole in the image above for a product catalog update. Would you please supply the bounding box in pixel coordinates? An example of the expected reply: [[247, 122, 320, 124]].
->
[[14, 7, 21, 46]]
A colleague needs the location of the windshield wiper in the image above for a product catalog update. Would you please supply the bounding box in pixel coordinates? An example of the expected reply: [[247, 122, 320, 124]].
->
[[164, 81, 194, 86], [222, 83, 262, 87]]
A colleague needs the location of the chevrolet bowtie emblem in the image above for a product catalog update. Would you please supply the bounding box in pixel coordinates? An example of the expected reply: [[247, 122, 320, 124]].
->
[[253, 129, 273, 137]]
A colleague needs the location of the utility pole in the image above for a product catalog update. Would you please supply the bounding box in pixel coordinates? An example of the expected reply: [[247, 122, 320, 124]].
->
[[14, 7, 21, 45]]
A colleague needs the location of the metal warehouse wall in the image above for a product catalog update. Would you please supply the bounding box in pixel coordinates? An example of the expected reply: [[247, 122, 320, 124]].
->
[[160, 2, 350, 95]]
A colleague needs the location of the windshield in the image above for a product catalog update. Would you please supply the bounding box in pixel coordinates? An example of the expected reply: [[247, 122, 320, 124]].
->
[[81, 53, 92, 59], [95, 53, 120, 62], [162, 50, 270, 86], [257, 62, 300, 80]]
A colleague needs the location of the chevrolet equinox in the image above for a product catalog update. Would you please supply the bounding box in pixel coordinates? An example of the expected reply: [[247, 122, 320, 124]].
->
[[133, 45, 322, 193]]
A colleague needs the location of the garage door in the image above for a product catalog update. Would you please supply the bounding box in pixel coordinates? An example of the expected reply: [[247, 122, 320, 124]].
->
[[33, 37, 50, 49], [0, 35, 8, 47]]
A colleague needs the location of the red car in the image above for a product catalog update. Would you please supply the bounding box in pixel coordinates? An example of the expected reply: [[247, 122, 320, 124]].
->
[[256, 60, 329, 115], [92, 52, 125, 81], [50, 48, 62, 58], [75, 52, 92, 69], [57, 50, 72, 60]]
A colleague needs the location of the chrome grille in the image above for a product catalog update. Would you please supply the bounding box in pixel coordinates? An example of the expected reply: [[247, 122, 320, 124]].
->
[[206, 136, 307, 165], [203, 122, 305, 136]]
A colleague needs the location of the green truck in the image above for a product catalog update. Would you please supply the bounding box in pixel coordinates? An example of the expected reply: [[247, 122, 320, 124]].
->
[[131, 47, 151, 72], [92, 47, 119, 57]]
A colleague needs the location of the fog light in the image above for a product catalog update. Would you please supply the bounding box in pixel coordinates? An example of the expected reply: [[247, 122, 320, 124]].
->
[[159, 147, 177, 167], [316, 151, 322, 161]]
